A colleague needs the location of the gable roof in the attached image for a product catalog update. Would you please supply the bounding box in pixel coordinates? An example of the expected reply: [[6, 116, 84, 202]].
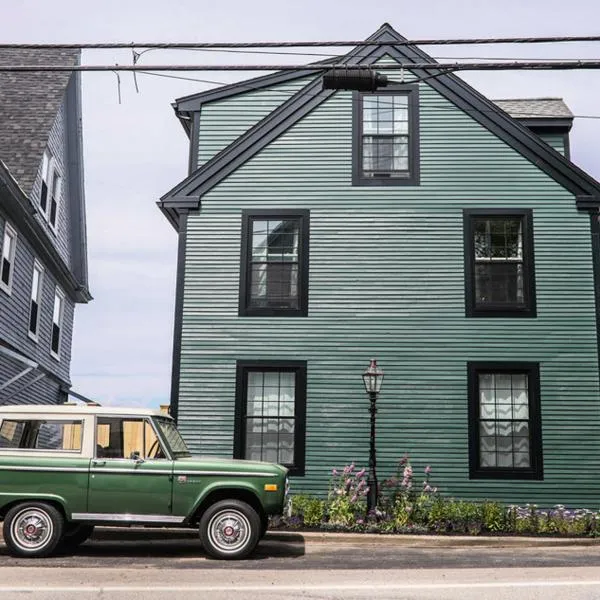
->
[[159, 24, 600, 229], [0, 48, 79, 195]]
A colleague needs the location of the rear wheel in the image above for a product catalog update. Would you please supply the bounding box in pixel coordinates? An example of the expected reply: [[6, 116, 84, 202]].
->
[[3, 502, 64, 558], [199, 499, 260, 560]]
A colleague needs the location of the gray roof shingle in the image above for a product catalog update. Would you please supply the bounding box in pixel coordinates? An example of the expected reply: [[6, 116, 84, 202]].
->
[[0, 48, 79, 194], [491, 98, 573, 120]]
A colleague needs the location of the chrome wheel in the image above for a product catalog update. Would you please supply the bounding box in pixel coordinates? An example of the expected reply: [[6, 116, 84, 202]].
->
[[200, 499, 261, 560], [11, 508, 54, 552], [207, 509, 251, 554], [3, 502, 64, 558]]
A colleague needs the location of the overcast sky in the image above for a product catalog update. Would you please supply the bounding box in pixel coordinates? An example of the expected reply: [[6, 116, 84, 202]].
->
[[2, 0, 599, 407]]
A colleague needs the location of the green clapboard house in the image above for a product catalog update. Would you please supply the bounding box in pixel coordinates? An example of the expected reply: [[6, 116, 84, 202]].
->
[[159, 23, 600, 508]]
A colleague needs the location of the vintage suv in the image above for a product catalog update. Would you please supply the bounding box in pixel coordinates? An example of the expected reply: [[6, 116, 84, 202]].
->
[[0, 405, 288, 559]]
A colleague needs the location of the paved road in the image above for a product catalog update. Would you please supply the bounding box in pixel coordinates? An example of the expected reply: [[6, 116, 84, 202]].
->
[[1, 530, 600, 598]]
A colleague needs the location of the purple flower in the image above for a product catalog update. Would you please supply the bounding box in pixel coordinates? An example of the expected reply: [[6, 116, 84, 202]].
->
[[351, 494, 358, 503], [424, 465, 432, 474], [399, 454, 409, 466], [332, 468, 338, 476], [356, 468, 366, 478]]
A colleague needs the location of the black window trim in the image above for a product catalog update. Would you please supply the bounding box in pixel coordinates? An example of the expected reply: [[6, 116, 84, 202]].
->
[[467, 361, 543, 480], [352, 84, 420, 187], [463, 208, 536, 318], [239, 209, 310, 317], [234, 360, 307, 476]]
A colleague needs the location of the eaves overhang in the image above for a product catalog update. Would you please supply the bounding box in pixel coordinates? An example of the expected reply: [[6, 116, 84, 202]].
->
[[0, 162, 92, 303], [160, 23, 600, 226]]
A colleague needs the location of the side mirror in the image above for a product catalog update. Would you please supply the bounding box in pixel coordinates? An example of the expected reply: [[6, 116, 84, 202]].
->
[[130, 451, 145, 465]]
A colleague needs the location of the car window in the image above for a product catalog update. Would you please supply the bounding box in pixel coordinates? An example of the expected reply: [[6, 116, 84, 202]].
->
[[0, 419, 83, 452], [96, 417, 166, 459]]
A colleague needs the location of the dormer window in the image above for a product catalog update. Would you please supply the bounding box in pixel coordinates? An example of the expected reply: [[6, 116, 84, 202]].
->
[[353, 85, 420, 186], [40, 149, 61, 229]]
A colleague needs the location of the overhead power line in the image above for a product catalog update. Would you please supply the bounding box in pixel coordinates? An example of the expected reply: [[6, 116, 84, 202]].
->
[[3, 60, 600, 73], [2, 35, 600, 49]]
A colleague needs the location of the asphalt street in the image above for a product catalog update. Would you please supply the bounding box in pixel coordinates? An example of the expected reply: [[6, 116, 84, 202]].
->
[[1, 529, 600, 598]]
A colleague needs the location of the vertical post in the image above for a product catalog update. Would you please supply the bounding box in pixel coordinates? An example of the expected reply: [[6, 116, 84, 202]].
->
[[367, 390, 378, 513]]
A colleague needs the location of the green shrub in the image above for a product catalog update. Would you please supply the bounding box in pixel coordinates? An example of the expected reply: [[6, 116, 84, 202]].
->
[[289, 494, 325, 527]]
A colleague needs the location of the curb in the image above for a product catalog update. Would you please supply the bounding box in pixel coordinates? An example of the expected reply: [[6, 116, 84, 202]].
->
[[1, 527, 598, 548], [3, 527, 596, 548]]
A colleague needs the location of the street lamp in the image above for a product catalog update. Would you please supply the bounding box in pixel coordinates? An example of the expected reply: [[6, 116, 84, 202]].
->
[[362, 358, 384, 513]]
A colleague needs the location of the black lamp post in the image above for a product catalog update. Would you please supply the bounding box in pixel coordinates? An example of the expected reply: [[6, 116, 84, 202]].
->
[[362, 358, 384, 513]]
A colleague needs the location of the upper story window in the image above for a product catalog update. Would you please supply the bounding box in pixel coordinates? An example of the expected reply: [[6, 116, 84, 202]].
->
[[239, 210, 310, 317], [234, 361, 307, 475], [353, 85, 420, 186], [51, 287, 65, 360], [1, 222, 17, 295], [468, 362, 542, 480], [28, 260, 44, 341], [464, 209, 536, 318], [40, 149, 61, 229]]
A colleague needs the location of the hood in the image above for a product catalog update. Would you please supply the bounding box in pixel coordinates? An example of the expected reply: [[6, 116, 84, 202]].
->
[[174, 455, 288, 476]]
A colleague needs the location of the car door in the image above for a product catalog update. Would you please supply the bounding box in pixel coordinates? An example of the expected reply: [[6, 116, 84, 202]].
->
[[87, 416, 175, 520]]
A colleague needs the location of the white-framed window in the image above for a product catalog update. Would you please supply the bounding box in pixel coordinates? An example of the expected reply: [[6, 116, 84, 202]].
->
[[28, 260, 44, 341], [40, 149, 61, 229], [51, 287, 65, 360], [40, 150, 52, 215], [49, 173, 61, 229], [1, 222, 17, 295]]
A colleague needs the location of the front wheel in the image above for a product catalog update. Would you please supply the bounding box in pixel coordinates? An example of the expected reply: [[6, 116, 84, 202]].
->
[[3, 502, 64, 558], [199, 499, 261, 559]]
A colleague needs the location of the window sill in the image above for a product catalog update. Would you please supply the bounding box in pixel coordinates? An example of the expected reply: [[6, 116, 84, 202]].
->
[[239, 308, 308, 317], [467, 306, 537, 318], [50, 350, 61, 362], [470, 469, 543, 481], [352, 173, 420, 187], [0, 282, 12, 296], [28, 331, 39, 343]]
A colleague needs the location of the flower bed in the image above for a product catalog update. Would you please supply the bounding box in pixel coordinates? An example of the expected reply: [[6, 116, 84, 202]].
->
[[275, 456, 600, 537]]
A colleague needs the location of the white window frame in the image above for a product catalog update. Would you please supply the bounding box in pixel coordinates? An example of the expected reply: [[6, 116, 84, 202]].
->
[[1, 222, 17, 295], [48, 172, 61, 230], [40, 149, 61, 230], [28, 260, 45, 342], [50, 286, 65, 360]]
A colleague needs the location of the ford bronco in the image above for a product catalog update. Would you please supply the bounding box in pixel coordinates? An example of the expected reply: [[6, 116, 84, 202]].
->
[[0, 405, 288, 559]]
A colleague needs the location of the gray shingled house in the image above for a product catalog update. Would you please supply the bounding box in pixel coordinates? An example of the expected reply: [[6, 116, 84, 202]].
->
[[0, 49, 91, 405]]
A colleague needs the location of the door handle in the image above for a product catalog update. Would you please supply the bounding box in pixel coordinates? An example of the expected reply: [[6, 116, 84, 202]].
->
[[92, 460, 106, 467]]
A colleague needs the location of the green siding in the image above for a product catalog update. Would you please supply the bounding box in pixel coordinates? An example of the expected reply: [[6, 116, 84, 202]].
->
[[197, 77, 312, 167], [537, 132, 566, 156], [178, 67, 600, 508]]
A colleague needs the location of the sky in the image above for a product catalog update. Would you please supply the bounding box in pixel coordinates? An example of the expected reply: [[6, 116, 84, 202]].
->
[[2, 0, 599, 408]]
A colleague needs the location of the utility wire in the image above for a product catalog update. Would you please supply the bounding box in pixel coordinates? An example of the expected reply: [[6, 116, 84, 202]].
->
[[2, 35, 600, 49], [136, 71, 599, 120], [3, 60, 600, 72]]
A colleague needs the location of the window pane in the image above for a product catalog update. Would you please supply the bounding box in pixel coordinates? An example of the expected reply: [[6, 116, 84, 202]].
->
[[0, 421, 25, 448], [361, 94, 410, 176], [476, 370, 533, 472], [250, 219, 300, 310], [475, 263, 523, 305], [37, 421, 82, 451], [244, 369, 297, 466]]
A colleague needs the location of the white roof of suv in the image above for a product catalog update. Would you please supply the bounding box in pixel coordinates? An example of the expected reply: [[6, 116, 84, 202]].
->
[[0, 405, 170, 418]]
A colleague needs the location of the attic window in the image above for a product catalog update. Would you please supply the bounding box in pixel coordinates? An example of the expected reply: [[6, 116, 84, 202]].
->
[[353, 85, 420, 186], [40, 150, 61, 229]]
